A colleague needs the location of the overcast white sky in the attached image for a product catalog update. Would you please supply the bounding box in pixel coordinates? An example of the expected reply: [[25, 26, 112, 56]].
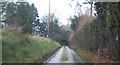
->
[[27, 0, 92, 25]]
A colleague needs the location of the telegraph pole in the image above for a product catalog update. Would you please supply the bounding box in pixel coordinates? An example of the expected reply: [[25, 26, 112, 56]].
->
[[90, 2, 93, 16], [83, 1, 93, 16], [48, 0, 50, 37]]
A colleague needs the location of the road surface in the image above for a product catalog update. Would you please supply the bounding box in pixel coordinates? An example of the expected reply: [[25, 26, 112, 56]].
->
[[44, 46, 85, 63]]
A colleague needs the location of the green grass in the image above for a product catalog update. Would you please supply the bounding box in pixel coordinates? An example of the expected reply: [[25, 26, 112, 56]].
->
[[0, 29, 2, 64], [61, 55, 68, 61], [1, 29, 60, 63]]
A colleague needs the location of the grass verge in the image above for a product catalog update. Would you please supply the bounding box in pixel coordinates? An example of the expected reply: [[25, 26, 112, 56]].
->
[[70, 46, 118, 63], [1, 29, 60, 63]]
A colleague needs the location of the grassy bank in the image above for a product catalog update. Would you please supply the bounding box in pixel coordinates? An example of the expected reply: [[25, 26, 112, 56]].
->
[[71, 46, 118, 63], [1, 29, 60, 63], [0, 29, 2, 64]]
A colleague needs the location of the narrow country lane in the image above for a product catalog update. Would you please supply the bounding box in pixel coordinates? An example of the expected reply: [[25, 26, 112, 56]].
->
[[44, 46, 85, 63]]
